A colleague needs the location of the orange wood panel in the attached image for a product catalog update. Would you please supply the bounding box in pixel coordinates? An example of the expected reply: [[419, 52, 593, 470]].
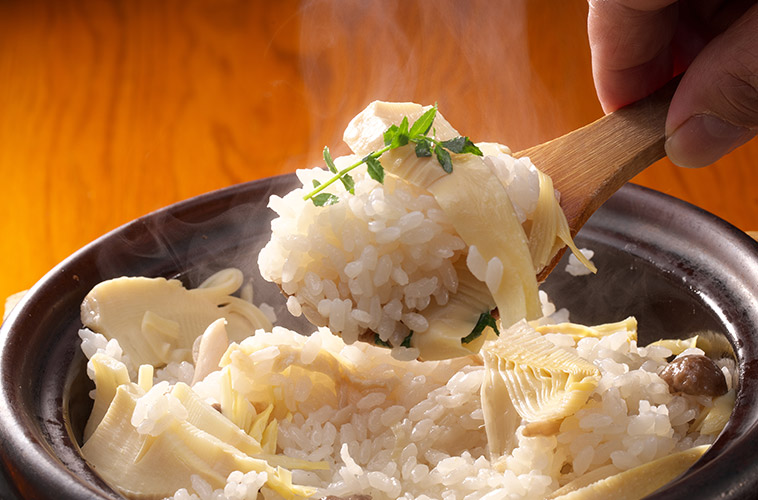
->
[[1, 0, 756, 306]]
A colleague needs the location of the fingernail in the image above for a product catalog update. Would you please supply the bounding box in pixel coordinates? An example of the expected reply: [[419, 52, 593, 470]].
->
[[665, 114, 754, 168]]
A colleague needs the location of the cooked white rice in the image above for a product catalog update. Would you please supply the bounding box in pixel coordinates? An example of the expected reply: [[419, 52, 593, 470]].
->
[[565, 248, 595, 277], [77, 274, 734, 500], [258, 150, 540, 354], [154, 315, 728, 499]]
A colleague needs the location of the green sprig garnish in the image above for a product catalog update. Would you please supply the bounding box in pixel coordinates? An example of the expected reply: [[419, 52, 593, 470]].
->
[[460, 311, 500, 345], [304, 104, 483, 205]]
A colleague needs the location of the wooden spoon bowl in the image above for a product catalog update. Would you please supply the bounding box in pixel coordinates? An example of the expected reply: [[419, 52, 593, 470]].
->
[[517, 77, 681, 280]]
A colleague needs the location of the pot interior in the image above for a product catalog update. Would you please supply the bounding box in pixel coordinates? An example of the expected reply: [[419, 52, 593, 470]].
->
[[2, 177, 758, 499]]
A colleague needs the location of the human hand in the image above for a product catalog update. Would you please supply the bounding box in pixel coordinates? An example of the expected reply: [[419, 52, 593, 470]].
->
[[588, 0, 758, 168]]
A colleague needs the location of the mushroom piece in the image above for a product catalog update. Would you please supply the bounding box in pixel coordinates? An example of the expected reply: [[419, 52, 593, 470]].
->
[[659, 354, 728, 397]]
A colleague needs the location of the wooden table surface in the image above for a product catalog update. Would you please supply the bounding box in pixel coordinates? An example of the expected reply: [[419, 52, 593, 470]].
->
[[1, 0, 756, 306]]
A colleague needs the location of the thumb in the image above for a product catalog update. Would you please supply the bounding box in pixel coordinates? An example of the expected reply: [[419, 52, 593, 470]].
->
[[665, 3, 758, 168]]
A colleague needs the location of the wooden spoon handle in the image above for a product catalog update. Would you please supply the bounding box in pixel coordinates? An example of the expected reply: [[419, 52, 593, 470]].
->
[[516, 76, 681, 237]]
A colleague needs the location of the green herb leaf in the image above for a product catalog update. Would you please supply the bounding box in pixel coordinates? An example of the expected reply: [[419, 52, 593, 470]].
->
[[374, 334, 391, 348], [414, 138, 433, 157], [461, 140, 484, 156], [323, 146, 338, 173], [383, 124, 399, 146], [434, 145, 453, 173], [312, 193, 339, 206], [409, 105, 437, 137], [311, 180, 339, 206], [441, 137, 482, 156], [401, 331, 413, 348], [387, 116, 410, 149], [365, 155, 385, 184], [340, 173, 355, 194], [461, 311, 499, 344]]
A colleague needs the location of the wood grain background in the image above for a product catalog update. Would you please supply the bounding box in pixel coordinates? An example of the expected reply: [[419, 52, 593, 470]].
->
[[1, 0, 756, 305]]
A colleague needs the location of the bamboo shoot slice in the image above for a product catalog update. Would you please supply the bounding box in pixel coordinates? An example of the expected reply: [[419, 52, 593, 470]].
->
[[535, 317, 637, 342], [550, 445, 709, 500], [482, 320, 600, 423], [83, 352, 132, 441], [82, 385, 319, 499], [81, 275, 272, 370], [410, 259, 496, 360], [480, 354, 522, 459]]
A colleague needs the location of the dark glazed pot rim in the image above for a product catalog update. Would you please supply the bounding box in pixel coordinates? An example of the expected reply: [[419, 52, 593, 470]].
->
[[1, 175, 758, 499]]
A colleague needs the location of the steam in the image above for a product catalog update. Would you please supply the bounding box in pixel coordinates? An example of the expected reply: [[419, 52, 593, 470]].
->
[[296, 0, 560, 155], [89, 180, 308, 329], [83, 3, 594, 327]]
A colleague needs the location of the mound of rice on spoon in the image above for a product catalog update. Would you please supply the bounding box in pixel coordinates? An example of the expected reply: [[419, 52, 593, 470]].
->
[[258, 101, 593, 361]]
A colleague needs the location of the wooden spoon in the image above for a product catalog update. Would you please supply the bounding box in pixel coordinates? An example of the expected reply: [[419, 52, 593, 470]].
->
[[516, 77, 681, 281]]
